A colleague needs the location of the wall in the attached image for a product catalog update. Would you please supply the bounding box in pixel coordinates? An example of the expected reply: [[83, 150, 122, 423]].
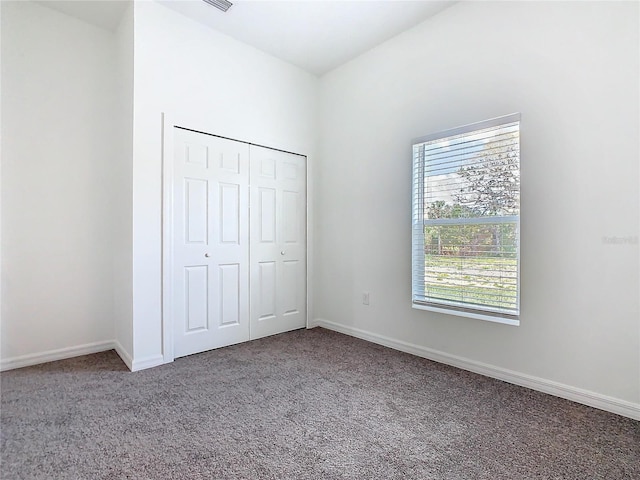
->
[[315, 1, 640, 415], [113, 4, 134, 366], [131, 1, 318, 367], [0, 0, 3, 363], [0, 1, 119, 367]]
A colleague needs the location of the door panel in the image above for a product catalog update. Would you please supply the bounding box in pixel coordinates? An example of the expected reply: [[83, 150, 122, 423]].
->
[[185, 179, 208, 244], [184, 265, 208, 332], [250, 146, 306, 340], [173, 128, 250, 359], [219, 263, 240, 326], [219, 183, 240, 244], [258, 188, 276, 243], [185, 142, 208, 167], [282, 260, 299, 314], [257, 261, 277, 320], [282, 190, 299, 243]]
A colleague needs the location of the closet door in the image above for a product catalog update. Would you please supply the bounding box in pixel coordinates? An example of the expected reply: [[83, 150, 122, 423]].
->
[[172, 128, 250, 359], [249, 145, 307, 340]]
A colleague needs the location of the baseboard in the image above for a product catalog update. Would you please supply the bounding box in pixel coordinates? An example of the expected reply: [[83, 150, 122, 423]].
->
[[1, 340, 166, 373], [0, 340, 116, 372], [311, 319, 640, 421], [113, 341, 133, 371], [131, 354, 164, 372]]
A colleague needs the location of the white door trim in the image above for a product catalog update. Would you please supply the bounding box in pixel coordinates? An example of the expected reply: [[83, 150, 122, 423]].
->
[[161, 112, 176, 364], [161, 112, 310, 364]]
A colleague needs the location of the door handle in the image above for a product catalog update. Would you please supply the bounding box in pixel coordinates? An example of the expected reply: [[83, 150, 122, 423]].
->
[[205, 253, 210, 258], [280, 251, 286, 256]]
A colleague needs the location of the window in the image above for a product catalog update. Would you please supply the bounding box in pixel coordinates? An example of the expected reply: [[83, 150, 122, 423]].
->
[[412, 114, 520, 325]]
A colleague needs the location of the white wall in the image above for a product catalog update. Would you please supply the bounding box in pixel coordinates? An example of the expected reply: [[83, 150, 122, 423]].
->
[[315, 1, 639, 410], [0, 1, 119, 365], [113, 4, 134, 365], [0, 0, 3, 363], [130, 1, 318, 366]]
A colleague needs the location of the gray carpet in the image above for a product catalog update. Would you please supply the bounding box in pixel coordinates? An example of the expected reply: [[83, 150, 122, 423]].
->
[[1, 328, 638, 479]]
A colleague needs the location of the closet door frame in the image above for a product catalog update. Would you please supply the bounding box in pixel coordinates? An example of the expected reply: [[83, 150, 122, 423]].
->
[[161, 112, 310, 364]]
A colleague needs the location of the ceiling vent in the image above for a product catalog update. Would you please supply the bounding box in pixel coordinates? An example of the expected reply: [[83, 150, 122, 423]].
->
[[203, 0, 233, 12]]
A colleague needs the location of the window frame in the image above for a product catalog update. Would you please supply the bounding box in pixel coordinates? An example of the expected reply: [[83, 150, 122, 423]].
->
[[411, 113, 521, 326]]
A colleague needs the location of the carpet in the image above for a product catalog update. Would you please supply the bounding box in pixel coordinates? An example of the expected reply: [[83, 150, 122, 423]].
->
[[1, 328, 638, 479]]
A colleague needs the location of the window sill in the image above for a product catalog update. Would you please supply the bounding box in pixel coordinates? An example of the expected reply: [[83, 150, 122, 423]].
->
[[412, 303, 520, 326]]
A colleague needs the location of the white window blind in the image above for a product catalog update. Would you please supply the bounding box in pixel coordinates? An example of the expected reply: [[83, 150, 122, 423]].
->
[[412, 114, 520, 324]]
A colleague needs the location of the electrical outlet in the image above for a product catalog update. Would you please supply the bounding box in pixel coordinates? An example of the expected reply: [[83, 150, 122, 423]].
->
[[362, 292, 370, 305]]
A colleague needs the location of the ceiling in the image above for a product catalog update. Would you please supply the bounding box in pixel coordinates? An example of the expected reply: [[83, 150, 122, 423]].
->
[[38, 0, 455, 76]]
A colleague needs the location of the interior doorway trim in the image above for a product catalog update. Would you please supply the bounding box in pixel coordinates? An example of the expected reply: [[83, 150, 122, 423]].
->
[[161, 112, 176, 364], [161, 112, 310, 364]]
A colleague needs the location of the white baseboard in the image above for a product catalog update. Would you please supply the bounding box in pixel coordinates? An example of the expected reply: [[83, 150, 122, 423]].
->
[[311, 318, 640, 421], [1, 340, 166, 373], [131, 354, 164, 372], [0, 341, 116, 372], [113, 341, 133, 371], [114, 342, 164, 372]]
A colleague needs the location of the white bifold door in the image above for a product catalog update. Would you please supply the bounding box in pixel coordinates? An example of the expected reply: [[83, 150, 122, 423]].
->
[[172, 128, 306, 359], [172, 129, 250, 359], [249, 145, 307, 340]]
